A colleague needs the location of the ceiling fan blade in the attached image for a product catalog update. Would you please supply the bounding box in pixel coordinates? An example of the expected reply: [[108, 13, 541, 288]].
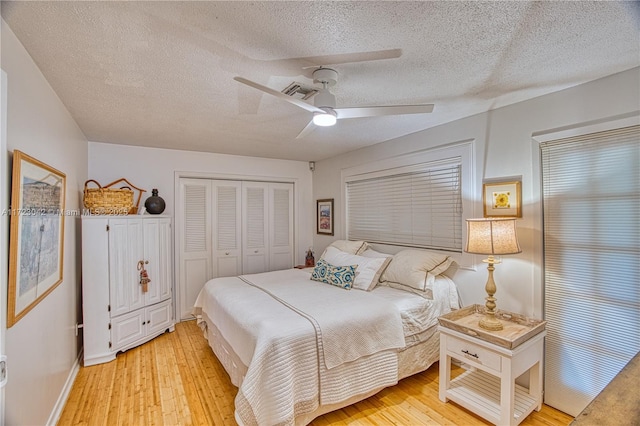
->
[[264, 49, 402, 77], [295, 120, 317, 139], [335, 104, 434, 119], [296, 49, 402, 70], [234, 77, 324, 114]]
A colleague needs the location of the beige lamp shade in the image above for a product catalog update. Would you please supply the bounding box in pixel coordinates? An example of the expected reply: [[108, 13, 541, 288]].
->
[[465, 218, 521, 255]]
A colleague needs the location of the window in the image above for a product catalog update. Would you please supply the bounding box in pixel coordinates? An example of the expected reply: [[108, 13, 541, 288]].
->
[[343, 141, 473, 254], [541, 124, 640, 416]]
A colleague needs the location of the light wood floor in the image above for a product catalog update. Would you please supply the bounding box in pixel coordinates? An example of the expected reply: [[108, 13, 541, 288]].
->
[[59, 320, 573, 425]]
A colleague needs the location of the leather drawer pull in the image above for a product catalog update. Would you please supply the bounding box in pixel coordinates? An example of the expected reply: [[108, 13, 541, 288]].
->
[[462, 349, 479, 359]]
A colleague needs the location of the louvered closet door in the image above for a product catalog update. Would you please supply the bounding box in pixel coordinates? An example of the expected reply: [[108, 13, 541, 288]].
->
[[242, 182, 269, 274], [212, 181, 242, 277], [269, 183, 294, 271], [179, 178, 294, 318], [178, 178, 212, 320]]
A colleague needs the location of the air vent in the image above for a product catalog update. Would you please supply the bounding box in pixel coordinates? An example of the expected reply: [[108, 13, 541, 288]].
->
[[281, 82, 318, 100]]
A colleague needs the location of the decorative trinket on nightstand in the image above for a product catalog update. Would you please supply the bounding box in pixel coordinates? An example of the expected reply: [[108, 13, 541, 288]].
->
[[305, 248, 315, 267]]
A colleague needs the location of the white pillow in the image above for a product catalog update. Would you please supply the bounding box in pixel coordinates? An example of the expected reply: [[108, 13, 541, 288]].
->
[[328, 240, 368, 255], [360, 248, 393, 258], [381, 249, 454, 299], [321, 246, 391, 291]]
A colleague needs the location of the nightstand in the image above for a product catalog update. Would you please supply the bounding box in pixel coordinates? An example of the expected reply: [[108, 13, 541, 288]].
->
[[438, 305, 546, 426]]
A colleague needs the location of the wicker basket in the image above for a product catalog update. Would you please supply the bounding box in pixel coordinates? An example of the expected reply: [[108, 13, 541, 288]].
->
[[83, 178, 146, 215]]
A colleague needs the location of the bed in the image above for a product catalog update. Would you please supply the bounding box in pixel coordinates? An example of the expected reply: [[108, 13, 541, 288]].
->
[[193, 242, 460, 426]]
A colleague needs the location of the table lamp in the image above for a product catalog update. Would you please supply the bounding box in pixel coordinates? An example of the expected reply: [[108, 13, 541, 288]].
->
[[465, 218, 521, 331]]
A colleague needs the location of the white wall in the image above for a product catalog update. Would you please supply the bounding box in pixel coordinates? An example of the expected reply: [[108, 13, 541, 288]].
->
[[87, 142, 314, 270], [1, 19, 88, 425], [313, 67, 640, 319]]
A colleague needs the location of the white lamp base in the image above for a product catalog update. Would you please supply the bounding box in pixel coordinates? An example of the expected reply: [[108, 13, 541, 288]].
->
[[479, 256, 503, 331]]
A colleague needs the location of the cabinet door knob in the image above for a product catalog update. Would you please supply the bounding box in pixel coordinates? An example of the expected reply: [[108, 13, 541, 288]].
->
[[254, 250, 258, 253], [225, 252, 229, 255], [142, 321, 146, 325]]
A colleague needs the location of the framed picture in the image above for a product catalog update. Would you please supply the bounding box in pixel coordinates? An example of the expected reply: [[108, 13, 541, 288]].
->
[[483, 180, 522, 218], [316, 198, 334, 235], [8, 150, 66, 327]]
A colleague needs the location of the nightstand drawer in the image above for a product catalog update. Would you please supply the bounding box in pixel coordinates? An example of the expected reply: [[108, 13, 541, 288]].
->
[[446, 335, 501, 372]]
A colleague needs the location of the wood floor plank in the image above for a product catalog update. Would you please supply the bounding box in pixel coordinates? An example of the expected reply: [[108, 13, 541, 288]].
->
[[170, 324, 210, 424], [59, 320, 574, 426]]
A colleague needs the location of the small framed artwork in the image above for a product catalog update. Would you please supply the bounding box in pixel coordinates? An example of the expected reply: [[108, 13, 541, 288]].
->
[[8, 150, 66, 327], [316, 198, 334, 235], [483, 180, 522, 218]]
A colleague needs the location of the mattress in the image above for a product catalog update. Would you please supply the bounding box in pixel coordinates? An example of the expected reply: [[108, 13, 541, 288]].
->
[[371, 274, 460, 341]]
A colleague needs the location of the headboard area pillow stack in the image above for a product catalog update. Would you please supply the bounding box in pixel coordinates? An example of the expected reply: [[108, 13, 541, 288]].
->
[[321, 246, 391, 291], [317, 241, 456, 297], [380, 249, 453, 299], [359, 248, 393, 259]]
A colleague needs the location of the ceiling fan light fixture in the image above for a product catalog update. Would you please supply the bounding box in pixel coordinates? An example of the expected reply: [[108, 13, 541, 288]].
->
[[313, 109, 337, 126]]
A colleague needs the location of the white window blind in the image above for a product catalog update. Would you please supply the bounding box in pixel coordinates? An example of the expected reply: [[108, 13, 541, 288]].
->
[[541, 125, 640, 416], [346, 160, 462, 251]]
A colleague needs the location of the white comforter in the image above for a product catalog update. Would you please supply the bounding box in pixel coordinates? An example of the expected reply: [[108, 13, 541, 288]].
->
[[193, 268, 406, 426]]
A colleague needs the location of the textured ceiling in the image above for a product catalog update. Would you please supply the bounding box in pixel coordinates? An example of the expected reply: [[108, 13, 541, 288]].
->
[[1, 1, 639, 161]]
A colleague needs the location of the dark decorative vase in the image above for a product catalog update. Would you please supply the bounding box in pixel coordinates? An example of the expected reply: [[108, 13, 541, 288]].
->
[[144, 188, 166, 214]]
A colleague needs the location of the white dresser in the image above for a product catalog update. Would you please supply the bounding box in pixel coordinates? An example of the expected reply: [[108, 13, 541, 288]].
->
[[81, 215, 174, 366]]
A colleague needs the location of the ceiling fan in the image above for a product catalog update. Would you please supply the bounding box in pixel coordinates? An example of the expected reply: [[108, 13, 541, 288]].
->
[[234, 67, 434, 139]]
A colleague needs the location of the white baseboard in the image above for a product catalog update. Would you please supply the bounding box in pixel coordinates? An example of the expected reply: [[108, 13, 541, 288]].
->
[[46, 348, 82, 426]]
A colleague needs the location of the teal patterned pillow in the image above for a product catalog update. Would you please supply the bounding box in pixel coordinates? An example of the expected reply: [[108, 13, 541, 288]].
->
[[311, 259, 357, 289], [311, 259, 330, 281]]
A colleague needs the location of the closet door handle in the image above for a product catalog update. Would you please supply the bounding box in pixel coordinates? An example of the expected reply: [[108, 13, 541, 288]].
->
[[225, 252, 230, 255]]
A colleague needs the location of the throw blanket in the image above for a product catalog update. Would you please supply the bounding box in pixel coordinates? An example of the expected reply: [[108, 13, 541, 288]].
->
[[240, 269, 405, 369], [194, 268, 406, 426]]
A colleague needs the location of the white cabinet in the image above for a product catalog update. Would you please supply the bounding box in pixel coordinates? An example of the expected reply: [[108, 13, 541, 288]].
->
[[82, 215, 174, 366], [111, 299, 172, 350]]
